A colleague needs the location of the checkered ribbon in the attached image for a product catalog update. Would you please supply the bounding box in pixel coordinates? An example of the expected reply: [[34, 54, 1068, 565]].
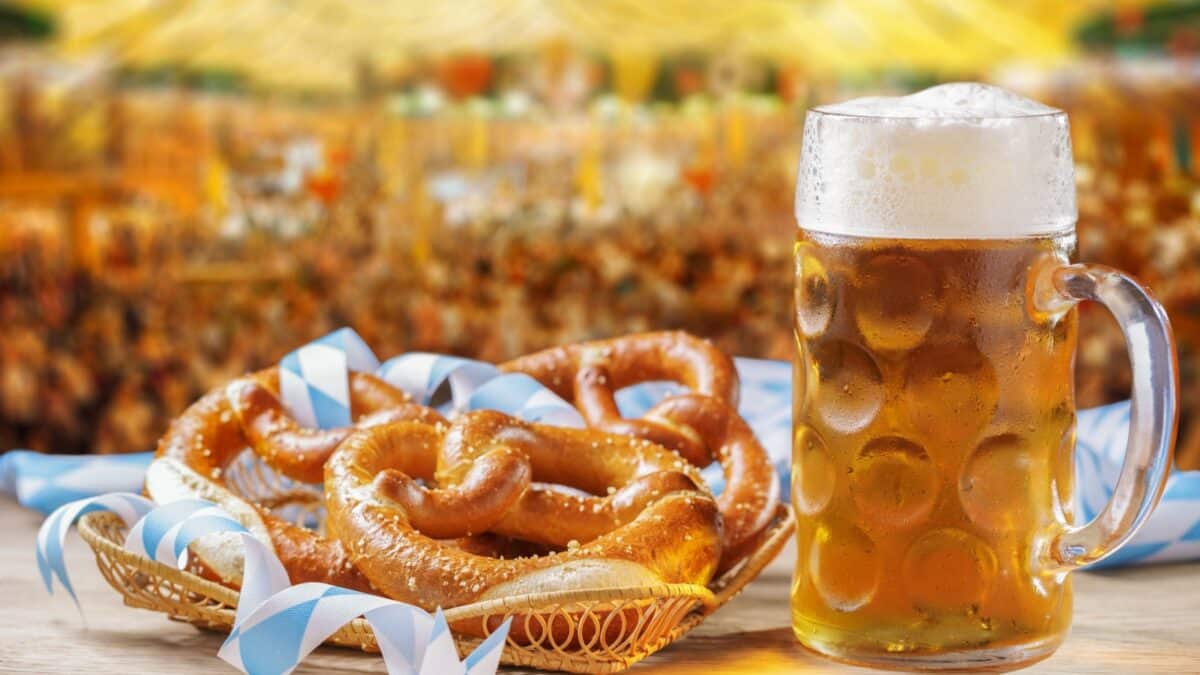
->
[[34, 492, 154, 605], [2, 451, 150, 515], [36, 495, 510, 675], [1076, 401, 1200, 568]]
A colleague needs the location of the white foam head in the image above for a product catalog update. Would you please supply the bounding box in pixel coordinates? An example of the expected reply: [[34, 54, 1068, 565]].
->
[[795, 83, 1076, 239]]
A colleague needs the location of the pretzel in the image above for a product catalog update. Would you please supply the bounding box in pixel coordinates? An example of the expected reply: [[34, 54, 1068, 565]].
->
[[501, 331, 738, 455], [146, 368, 442, 591], [323, 410, 723, 616], [501, 331, 778, 569]]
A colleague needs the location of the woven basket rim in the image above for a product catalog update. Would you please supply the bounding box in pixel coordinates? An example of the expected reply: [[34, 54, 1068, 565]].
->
[[445, 582, 715, 620], [74, 506, 796, 614]]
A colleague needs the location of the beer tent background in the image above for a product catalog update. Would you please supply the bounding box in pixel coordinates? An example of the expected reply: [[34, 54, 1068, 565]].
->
[[10, 0, 1165, 93]]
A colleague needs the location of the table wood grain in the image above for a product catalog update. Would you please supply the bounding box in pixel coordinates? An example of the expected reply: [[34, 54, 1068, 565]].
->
[[1, 498, 1196, 674]]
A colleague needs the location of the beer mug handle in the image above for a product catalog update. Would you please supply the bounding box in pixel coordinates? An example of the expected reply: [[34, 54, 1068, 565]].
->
[[1034, 262, 1179, 570]]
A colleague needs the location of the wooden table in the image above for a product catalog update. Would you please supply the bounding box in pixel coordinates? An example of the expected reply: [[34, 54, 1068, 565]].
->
[[0, 498, 1196, 674]]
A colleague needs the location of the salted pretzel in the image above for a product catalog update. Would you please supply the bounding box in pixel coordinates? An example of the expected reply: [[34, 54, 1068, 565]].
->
[[501, 331, 779, 569], [323, 410, 724, 617], [146, 368, 443, 591]]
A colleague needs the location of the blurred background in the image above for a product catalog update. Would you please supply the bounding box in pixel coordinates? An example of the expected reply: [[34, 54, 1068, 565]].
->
[[0, 1, 1198, 468]]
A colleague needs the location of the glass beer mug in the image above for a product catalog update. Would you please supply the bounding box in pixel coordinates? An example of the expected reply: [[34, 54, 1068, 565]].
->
[[790, 84, 1177, 670]]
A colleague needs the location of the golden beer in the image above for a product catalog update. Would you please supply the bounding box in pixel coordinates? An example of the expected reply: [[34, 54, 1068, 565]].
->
[[791, 84, 1177, 671], [791, 231, 1077, 664]]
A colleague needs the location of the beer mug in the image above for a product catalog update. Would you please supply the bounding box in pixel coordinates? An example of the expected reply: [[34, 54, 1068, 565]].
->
[[791, 84, 1177, 670]]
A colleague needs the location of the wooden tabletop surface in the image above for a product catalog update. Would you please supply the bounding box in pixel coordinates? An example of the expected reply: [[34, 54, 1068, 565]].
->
[[0, 498, 1196, 674]]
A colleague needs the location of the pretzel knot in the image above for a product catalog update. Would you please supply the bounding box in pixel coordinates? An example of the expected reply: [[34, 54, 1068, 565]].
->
[[147, 368, 443, 591], [324, 410, 723, 615], [501, 331, 780, 569]]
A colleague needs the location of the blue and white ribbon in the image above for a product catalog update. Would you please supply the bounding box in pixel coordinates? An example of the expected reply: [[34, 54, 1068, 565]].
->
[[4, 451, 149, 515], [36, 496, 511, 675], [378, 353, 498, 412], [278, 327, 382, 429], [36, 492, 154, 603], [1075, 401, 1200, 568], [370, 341, 585, 426]]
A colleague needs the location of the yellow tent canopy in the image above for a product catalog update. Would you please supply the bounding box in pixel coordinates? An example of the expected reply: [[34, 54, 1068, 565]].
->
[[15, 0, 1156, 93]]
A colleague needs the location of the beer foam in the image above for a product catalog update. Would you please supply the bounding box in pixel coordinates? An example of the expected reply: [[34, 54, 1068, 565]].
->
[[795, 83, 1076, 239]]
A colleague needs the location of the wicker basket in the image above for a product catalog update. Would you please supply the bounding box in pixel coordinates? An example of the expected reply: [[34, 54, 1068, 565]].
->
[[76, 456, 794, 673]]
